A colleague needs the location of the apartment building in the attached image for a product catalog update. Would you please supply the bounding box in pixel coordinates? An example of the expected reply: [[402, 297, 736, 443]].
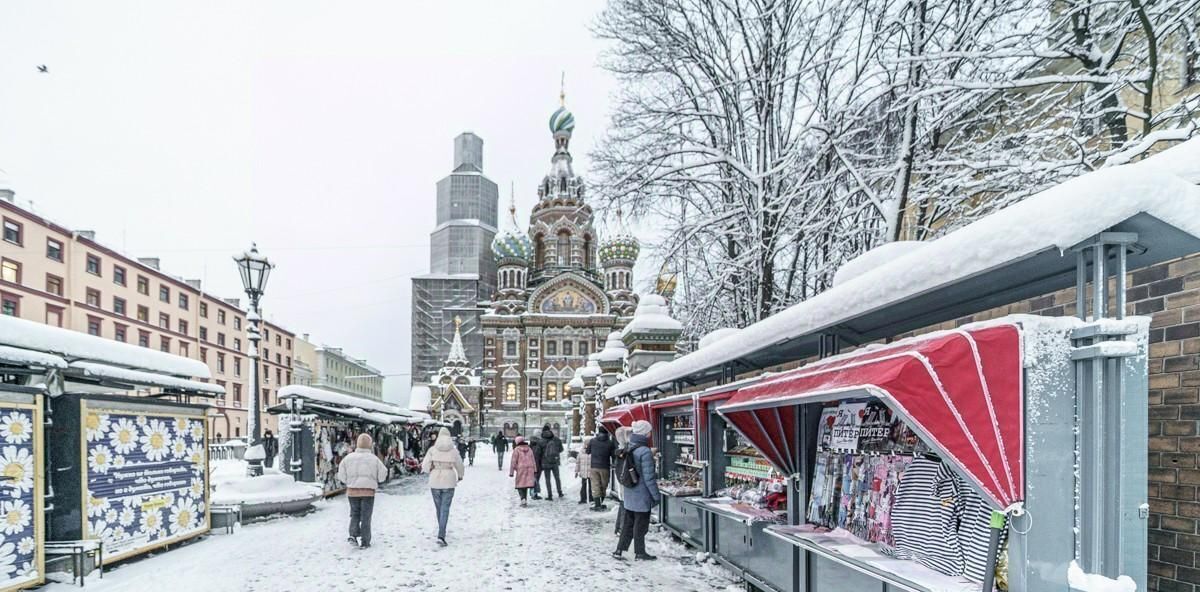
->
[[0, 190, 294, 440], [294, 334, 383, 401]]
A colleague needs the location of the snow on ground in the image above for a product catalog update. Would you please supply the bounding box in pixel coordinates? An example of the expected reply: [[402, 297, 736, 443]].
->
[[48, 449, 739, 592]]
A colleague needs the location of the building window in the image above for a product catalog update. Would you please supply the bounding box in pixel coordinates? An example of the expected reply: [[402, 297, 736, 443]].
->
[[179, 293, 189, 310], [159, 285, 170, 303], [113, 265, 126, 286], [546, 382, 558, 401], [138, 331, 150, 348], [233, 383, 242, 403], [200, 347, 208, 362], [275, 353, 281, 365], [579, 341, 589, 357], [113, 296, 126, 316], [0, 294, 17, 317], [217, 333, 225, 347], [546, 340, 557, 356], [86, 254, 101, 276], [557, 231, 570, 266], [135, 305, 148, 322], [113, 323, 126, 341], [178, 319, 188, 335], [199, 302, 208, 318], [286, 338, 291, 349], [276, 368, 282, 384], [46, 238, 63, 261], [505, 383, 517, 402], [1, 259, 20, 284], [87, 316, 102, 336], [263, 389, 271, 409], [217, 353, 226, 373], [233, 338, 241, 352], [218, 310, 226, 325], [45, 274, 63, 296], [160, 336, 170, 353], [85, 288, 101, 308], [159, 312, 171, 330], [46, 305, 63, 327], [2, 219, 22, 246], [234, 317, 241, 330], [263, 348, 269, 360], [137, 276, 149, 295], [200, 326, 208, 341], [264, 328, 270, 341], [234, 358, 241, 377], [286, 356, 291, 366], [275, 334, 281, 347], [179, 342, 189, 357], [563, 341, 573, 356]]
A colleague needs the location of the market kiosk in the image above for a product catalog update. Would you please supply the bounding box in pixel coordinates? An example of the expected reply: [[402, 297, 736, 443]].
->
[[602, 144, 1200, 591], [648, 394, 703, 547], [598, 402, 650, 506]]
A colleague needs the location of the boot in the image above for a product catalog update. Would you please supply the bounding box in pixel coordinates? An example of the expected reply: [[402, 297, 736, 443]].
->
[[635, 553, 658, 561], [611, 550, 626, 560]]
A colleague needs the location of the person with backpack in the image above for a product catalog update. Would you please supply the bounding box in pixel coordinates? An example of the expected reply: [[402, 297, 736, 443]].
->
[[612, 420, 659, 561], [611, 426, 631, 534], [537, 425, 565, 500], [586, 427, 618, 511], [491, 430, 508, 470]]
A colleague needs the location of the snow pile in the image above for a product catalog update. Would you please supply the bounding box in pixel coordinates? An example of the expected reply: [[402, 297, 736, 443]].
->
[[621, 294, 683, 337], [408, 385, 432, 411], [699, 328, 740, 350], [1067, 560, 1137, 592], [832, 241, 927, 286], [0, 345, 67, 369], [607, 139, 1200, 399], [68, 361, 225, 394], [594, 331, 629, 362], [278, 384, 416, 418], [0, 314, 210, 378], [210, 460, 322, 506]]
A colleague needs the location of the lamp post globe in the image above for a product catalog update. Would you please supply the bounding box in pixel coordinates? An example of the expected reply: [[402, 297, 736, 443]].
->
[[233, 243, 275, 476]]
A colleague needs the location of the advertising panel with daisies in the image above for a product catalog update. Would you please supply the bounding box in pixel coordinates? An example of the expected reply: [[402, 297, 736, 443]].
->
[[81, 402, 208, 562], [0, 397, 42, 592]]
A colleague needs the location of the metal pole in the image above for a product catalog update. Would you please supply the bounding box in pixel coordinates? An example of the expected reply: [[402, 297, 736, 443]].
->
[[246, 295, 264, 476], [289, 402, 303, 481]]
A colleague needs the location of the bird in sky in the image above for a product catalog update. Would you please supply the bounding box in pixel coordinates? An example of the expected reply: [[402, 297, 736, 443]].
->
[[37, 65, 48, 73]]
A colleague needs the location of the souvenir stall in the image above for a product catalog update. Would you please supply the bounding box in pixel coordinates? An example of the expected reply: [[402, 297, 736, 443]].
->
[[648, 394, 704, 547], [598, 402, 651, 505]]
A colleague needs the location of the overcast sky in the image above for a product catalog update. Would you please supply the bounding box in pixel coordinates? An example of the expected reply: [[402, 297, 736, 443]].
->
[[0, 1, 622, 405]]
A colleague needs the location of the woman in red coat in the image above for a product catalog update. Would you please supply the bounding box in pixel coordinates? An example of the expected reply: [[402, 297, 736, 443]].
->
[[509, 436, 538, 507]]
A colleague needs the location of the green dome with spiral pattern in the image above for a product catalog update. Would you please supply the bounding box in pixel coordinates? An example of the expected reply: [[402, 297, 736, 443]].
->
[[549, 106, 575, 135]]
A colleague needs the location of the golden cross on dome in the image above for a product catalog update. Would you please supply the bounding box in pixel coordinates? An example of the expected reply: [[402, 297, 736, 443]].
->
[[454, 315, 462, 330], [560, 71, 566, 106]]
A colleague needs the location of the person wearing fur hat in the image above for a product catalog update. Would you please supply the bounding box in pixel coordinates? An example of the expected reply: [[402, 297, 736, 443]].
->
[[613, 420, 660, 561], [336, 433, 389, 548], [421, 427, 465, 546], [509, 436, 538, 507]]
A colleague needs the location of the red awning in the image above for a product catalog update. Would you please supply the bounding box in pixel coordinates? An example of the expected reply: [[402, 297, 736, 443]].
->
[[599, 402, 651, 435], [717, 323, 1023, 510]]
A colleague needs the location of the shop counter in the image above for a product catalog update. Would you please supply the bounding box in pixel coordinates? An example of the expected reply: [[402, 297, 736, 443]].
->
[[660, 490, 704, 549], [766, 525, 979, 592], [687, 498, 792, 592]]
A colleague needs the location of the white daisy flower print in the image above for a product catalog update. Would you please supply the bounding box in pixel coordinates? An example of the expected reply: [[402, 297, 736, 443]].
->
[[112, 455, 126, 469], [0, 412, 31, 445], [119, 506, 136, 527], [15, 537, 33, 555], [0, 542, 15, 577], [174, 418, 188, 437], [188, 444, 205, 468], [0, 446, 33, 495], [0, 499, 30, 535], [107, 417, 138, 455], [91, 519, 116, 544], [139, 508, 163, 538], [104, 508, 118, 523], [139, 419, 172, 461], [19, 560, 32, 578], [169, 497, 198, 534], [135, 415, 148, 426], [86, 494, 110, 518], [189, 421, 205, 442], [84, 413, 111, 442], [172, 438, 188, 459], [189, 479, 204, 499], [88, 445, 114, 474]]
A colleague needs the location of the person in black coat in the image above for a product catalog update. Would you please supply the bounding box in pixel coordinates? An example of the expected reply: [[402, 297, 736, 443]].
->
[[491, 431, 508, 470], [586, 428, 619, 510], [537, 426, 565, 500], [262, 430, 279, 468], [529, 432, 544, 500]]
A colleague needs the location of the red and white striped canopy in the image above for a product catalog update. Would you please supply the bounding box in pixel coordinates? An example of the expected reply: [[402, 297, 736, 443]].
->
[[717, 324, 1023, 509]]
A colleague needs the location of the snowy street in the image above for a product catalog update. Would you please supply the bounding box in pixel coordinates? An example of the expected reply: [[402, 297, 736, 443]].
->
[[47, 450, 737, 592]]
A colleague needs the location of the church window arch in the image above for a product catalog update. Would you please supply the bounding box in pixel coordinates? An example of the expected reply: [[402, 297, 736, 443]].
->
[[505, 382, 517, 402], [583, 234, 593, 269], [546, 382, 558, 401], [556, 231, 571, 266], [534, 234, 545, 268]]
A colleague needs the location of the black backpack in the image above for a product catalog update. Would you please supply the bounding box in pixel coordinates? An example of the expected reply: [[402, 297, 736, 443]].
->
[[616, 446, 640, 488]]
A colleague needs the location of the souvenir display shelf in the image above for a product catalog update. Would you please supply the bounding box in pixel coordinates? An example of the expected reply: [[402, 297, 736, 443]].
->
[[659, 412, 702, 497]]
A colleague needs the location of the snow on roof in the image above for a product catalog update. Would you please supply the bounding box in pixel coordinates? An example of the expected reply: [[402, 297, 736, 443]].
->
[[278, 384, 414, 418], [0, 314, 210, 378], [832, 241, 927, 287], [408, 385, 432, 411], [698, 328, 740, 350], [0, 345, 68, 369], [594, 331, 628, 362], [68, 361, 225, 395], [620, 294, 682, 338], [606, 138, 1200, 400]]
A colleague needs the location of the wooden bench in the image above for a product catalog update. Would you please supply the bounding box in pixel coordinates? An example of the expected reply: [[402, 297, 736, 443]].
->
[[45, 540, 103, 587]]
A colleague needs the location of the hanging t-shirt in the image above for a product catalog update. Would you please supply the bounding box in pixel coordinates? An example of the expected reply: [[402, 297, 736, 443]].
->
[[807, 451, 831, 524], [858, 401, 894, 453], [958, 483, 1006, 583], [886, 458, 966, 577], [829, 401, 867, 451], [816, 407, 839, 451]]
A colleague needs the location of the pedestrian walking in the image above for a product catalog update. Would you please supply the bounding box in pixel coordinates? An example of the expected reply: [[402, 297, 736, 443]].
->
[[576, 435, 593, 505], [421, 427, 465, 546], [613, 420, 659, 561], [587, 427, 618, 511], [509, 436, 538, 507], [529, 431, 544, 500], [467, 439, 477, 466], [492, 430, 508, 470], [537, 425, 565, 500], [262, 429, 279, 469], [336, 433, 389, 549]]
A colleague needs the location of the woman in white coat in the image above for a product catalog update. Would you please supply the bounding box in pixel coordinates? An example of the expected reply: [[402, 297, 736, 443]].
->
[[336, 433, 389, 548], [421, 427, 465, 546]]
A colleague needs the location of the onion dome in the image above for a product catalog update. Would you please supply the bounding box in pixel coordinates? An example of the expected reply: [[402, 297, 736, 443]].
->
[[491, 200, 533, 264], [549, 106, 575, 136], [599, 208, 639, 266]]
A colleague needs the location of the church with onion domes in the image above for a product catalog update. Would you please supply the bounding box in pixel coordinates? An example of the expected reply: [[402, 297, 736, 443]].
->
[[480, 99, 641, 438]]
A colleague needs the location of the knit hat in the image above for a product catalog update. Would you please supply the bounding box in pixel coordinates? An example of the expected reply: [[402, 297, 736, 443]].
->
[[631, 420, 652, 436]]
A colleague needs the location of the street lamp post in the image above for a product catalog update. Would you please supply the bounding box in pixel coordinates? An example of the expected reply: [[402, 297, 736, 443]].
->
[[234, 243, 274, 477], [287, 397, 304, 481]]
